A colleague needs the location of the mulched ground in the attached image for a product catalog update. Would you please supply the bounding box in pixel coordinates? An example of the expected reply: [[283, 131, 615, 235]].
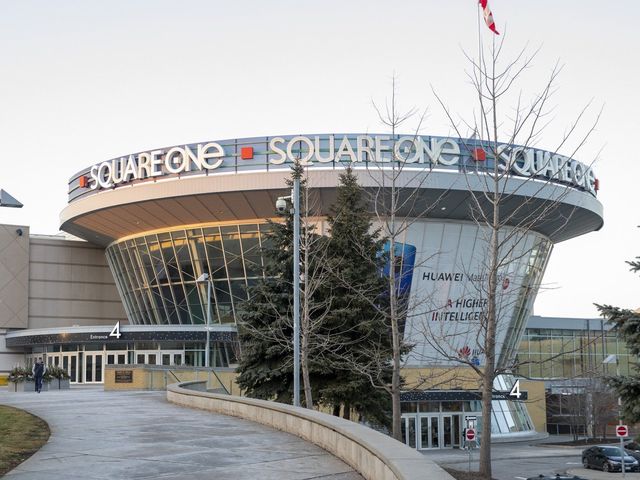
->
[[543, 438, 620, 447], [443, 466, 498, 480]]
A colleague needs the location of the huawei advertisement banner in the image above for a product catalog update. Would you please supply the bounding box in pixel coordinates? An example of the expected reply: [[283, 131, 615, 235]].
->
[[400, 221, 551, 367]]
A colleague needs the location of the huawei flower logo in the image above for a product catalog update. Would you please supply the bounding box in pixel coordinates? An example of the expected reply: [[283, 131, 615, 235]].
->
[[459, 346, 471, 358]]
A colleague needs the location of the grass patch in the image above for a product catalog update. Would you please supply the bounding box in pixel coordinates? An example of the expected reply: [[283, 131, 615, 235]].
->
[[0, 405, 50, 476]]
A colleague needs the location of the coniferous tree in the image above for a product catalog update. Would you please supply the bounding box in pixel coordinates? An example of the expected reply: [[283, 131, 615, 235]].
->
[[597, 258, 640, 424], [235, 165, 333, 404], [235, 212, 296, 402], [320, 167, 394, 427]]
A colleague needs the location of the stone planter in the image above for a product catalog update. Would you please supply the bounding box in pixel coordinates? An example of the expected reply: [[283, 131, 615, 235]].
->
[[9, 380, 36, 392], [49, 378, 70, 390], [8, 379, 50, 392]]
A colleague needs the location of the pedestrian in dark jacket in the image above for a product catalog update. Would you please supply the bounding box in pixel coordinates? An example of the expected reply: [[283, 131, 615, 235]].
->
[[32, 358, 46, 393]]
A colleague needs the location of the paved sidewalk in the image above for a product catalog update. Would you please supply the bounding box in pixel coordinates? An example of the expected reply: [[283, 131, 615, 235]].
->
[[0, 388, 362, 480]]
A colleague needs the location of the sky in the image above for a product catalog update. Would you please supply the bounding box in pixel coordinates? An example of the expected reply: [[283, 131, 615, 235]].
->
[[0, 0, 638, 318]]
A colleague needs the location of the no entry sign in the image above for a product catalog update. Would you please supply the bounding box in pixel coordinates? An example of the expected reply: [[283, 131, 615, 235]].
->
[[616, 425, 629, 438], [466, 428, 476, 441]]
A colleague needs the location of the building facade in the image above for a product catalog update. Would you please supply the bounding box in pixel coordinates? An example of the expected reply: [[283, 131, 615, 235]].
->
[[517, 316, 637, 436], [1, 134, 603, 448]]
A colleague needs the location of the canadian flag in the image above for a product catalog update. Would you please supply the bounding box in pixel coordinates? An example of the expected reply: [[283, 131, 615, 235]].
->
[[479, 0, 499, 35]]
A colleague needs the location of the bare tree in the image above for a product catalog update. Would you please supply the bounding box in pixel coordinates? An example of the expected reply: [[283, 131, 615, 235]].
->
[[317, 78, 467, 440], [236, 163, 335, 408], [427, 33, 602, 477], [550, 375, 617, 442], [299, 165, 335, 408]]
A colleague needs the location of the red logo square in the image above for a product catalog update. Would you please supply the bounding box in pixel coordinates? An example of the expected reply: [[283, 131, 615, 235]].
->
[[472, 148, 486, 162], [79, 176, 89, 188], [241, 147, 254, 160]]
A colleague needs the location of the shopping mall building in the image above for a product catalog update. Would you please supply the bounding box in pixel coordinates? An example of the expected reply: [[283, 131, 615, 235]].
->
[[0, 134, 604, 449]]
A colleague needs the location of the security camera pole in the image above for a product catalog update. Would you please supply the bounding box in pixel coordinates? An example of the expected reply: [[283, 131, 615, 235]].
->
[[276, 170, 301, 407], [292, 174, 300, 407]]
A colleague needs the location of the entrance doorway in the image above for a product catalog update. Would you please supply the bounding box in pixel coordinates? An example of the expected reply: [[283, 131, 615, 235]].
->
[[403, 413, 466, 450], [106, 351, 128, 366], [45, 353, 80, 383], [419, 415, 440, 449], [135, 350, 183, 366], [84, 353, 103, 383]]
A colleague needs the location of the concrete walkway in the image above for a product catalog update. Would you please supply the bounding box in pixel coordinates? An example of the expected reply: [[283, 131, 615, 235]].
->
[[0, 387, 362, 480]]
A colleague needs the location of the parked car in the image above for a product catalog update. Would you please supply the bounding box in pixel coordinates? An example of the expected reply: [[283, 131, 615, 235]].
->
[[582, 445, 639, 472], [625, 441, 640, 462], [626, 442, 640, 451]]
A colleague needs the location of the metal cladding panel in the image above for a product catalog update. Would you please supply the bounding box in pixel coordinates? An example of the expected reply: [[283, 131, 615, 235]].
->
[[60, 171, 602, 247], [0, 224, 29, 329], [401, 220, 552, 369], [61, 134, 603, 247]]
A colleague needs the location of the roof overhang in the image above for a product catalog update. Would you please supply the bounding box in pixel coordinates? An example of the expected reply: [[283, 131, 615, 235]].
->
[[60, 167, 603, 247]]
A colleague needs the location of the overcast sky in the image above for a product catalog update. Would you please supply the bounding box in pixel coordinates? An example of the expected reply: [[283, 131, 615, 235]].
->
[[0, 1, 638, 318]]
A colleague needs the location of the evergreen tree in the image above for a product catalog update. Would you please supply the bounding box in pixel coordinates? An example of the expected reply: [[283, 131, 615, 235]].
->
[[235, 214, 296, 402], [597, 258, 640, 424], [320, 167, 394, 427], [235, 165, 333, 404]]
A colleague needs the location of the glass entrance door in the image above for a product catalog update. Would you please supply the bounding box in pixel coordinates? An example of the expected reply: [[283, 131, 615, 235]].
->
[[84, 353, 104, 383], [46, 353, 79, 383], [419, 416, 429, 449], [452, 415, 462, 448], [106, 351, 128, 366], [417, 415, 440, 449], [62, 353, 79, 383], [442, 415, 453, 448], [401, 415, 417, 448], [429, 416, 440, 449]]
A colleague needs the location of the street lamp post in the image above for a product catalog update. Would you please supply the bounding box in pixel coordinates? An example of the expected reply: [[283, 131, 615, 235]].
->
[[276, 174, 301, 408], [292, 175, 301, 408], [196, 273, 212, 368]]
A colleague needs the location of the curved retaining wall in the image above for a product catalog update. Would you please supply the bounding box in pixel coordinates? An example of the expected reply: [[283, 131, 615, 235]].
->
[[167, 381, 454, 480]]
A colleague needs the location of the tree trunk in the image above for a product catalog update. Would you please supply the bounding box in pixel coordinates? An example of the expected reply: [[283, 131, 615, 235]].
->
[[479, 154, 500, 479], [333, 404, 341, 417], [300, 209, 313, 409], [389, 210, 403, 441], [343, 402, 351, 420], [301, 318, 313, 408]]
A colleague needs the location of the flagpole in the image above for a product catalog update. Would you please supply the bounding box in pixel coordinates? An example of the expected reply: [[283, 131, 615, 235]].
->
[[476, 1, 483, 140]]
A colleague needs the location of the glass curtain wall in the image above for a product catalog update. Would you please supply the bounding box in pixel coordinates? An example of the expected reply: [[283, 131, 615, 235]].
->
[[105, 223, 269, 325], [516, 325, 635, 379]]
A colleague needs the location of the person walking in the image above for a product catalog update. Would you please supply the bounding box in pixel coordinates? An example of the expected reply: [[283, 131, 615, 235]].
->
[[32, 357, 46, 393]]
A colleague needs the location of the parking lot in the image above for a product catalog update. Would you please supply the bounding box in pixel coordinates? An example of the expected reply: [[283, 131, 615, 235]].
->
[[421, 440, 640, 480]]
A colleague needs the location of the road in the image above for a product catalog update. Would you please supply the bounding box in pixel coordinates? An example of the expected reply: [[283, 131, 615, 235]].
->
[[422, 440, 590, 480]]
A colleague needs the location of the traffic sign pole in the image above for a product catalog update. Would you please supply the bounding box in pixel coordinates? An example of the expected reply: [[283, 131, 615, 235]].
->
[[617, 425, 629, 478], [464, 427, 477, 472]]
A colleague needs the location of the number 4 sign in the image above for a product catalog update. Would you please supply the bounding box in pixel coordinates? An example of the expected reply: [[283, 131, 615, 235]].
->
[[109, 321, 122, 339], [509, 380, 521, 399]]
